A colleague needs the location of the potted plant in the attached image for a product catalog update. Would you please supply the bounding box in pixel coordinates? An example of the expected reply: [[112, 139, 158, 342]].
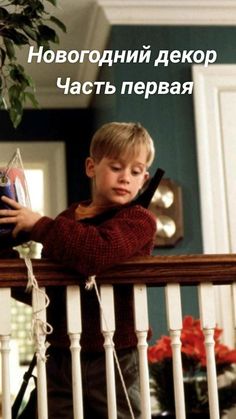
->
[[148, 316, 236, 418], [0, 0, 66, 127]]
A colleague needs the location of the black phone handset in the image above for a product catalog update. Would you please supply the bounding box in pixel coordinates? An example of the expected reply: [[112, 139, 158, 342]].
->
[[132, 168, 165, 209]]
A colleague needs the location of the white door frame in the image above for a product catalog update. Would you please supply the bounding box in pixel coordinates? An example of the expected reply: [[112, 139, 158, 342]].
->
[[192, 64, 236, 345]]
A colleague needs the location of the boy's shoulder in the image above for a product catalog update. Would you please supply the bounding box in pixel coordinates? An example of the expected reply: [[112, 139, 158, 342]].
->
[[79, 203, 156, 230], [119, 204, 157, 228], [60, 202, 156, 234], [119, 203, 155, 219]]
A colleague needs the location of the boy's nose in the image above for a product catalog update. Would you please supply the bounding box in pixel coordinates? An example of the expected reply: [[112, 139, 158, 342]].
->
[[119, 170, 130, 184]]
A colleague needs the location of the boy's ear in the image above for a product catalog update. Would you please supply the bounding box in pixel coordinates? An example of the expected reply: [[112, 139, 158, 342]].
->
[[85, 157, 95, 178], [142, 171, 150, 187]]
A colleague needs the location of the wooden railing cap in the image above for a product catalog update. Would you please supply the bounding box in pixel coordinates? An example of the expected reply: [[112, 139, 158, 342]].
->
[[0, 254, 236, 288]]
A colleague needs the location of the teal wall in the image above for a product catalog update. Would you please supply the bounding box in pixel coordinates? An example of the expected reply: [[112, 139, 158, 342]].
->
[[93, 25, 236, 340]]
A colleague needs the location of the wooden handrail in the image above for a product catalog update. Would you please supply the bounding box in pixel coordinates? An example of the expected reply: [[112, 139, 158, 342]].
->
[[0, 254, 236, 287]]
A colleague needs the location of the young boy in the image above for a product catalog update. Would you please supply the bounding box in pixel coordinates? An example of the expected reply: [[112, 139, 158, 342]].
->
[[0, 122, 156, 418]]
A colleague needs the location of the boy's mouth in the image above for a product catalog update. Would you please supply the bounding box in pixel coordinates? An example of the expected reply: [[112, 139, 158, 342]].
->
[[113, 188, 130, 196]]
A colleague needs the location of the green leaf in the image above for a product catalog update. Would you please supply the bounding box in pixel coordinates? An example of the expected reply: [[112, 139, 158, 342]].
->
[[50, 16, 66, 33], [8, 0, 29, 5], [23, 73, 35, 89], [9, 84, 22, 101], [35, 38, 49, 50], [38, 24, 59, 43], [0, 7, 9, 20], [9, 105, 23, 128], [11, 31, 29, 45], [46, 0, 57, 6], [24, 91, 39, 108], [22, 25, 38, 41], [0, 92, 7, 109], [2, 28, 29, 45], [0, 97, 4, 110], [3, 38, 16, 60], [6, 13, 31, 27], [9, 64, 29, 86], [24, 2, 45, 17], [9, 94, 22, 109], [0, 47, 6, 66]]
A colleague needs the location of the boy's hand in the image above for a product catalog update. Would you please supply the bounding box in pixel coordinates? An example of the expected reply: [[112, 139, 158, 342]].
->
[[0, 196, 42, 238]]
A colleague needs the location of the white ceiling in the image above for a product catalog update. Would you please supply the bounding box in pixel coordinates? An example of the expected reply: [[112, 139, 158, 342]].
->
[[17, 0, 236, 109]]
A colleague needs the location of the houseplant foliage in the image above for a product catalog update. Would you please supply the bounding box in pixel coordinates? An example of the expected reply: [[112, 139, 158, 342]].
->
[[148, 316, 236, 418], [0, 0, 66, 127]]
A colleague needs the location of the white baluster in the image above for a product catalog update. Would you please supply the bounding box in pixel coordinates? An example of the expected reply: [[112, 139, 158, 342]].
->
[[32, 287, 48, 419], [100, 284, 117, 419], [66, 285, 83, 419], [133, 284, 151, 419], [0, 288, 11, 419], [165, 283, 186, 419], [198, 283, 220, 419]]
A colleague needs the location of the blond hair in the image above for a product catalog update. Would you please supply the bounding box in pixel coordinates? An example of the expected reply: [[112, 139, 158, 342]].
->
[[90, 122, 155, 168]]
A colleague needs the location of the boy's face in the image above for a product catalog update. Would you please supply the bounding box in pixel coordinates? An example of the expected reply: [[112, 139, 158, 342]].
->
[[86, 145, 150, 206]]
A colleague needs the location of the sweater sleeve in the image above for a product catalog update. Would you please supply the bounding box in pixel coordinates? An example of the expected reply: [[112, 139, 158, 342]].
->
[[30, 205, 156, 276]]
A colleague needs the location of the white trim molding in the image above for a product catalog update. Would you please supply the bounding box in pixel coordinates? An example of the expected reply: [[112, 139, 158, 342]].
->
[[97, 0, 236, 26], [192, 64, 236, 346], [192, 64, 236, 254]]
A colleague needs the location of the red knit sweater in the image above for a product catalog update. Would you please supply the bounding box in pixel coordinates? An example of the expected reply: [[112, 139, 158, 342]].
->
[[30, 203, 156, 352]]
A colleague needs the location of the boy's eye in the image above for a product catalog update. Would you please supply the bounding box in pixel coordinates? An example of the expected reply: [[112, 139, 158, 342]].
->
[[132, 168, 142, 176], [111, 165, 121, 171]]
